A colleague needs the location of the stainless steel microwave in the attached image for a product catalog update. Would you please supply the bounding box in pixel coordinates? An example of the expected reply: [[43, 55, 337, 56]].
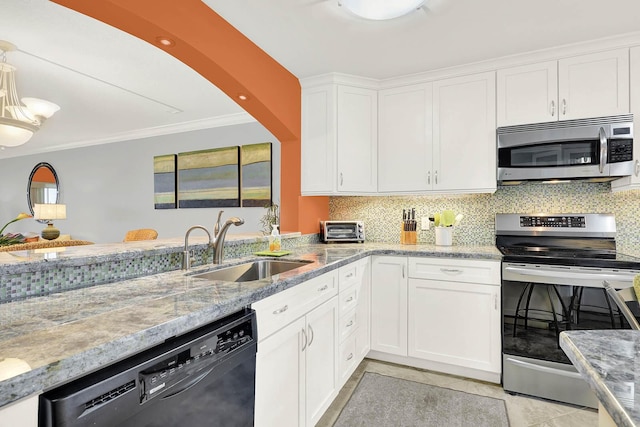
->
[[497, 114, 634, 184], [320, 221, 365, 243]]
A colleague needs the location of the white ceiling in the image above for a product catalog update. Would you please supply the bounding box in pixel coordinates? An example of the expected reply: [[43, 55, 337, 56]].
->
[[2, 0, 640, 158]]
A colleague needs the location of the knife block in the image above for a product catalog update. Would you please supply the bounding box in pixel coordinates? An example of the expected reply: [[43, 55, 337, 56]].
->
[[401, 226, 417, 245]]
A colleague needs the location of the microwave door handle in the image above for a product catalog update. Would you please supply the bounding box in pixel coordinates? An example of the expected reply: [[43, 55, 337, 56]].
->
[[599, 127, 607, 174]]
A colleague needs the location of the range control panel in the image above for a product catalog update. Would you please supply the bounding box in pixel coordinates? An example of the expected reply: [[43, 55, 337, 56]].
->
[[520, 216, 586, 228]]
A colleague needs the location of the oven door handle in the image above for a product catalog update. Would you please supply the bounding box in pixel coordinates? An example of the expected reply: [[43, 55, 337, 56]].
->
[[505, 357, 585, 380], [503, 265, 634, 285]]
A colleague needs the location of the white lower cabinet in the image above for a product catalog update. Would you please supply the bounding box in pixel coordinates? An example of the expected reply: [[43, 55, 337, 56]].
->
[[336, 258, 371, 388], [254, 271, 339, 427], [369, 256, 501, 383], [370, 256, 408, 356], [0, 394, 39, 427]]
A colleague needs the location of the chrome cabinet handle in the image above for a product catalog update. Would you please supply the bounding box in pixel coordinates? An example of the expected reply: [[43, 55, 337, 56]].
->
[[340, 172, 344, 186], [440, 268, 463, 274], [308, 325, 314, 347], [427, 171, 431, 184], [346, 320, 354, 328], [599, 127, 607, 174], [347, 353, 354, 361], [346, 272, 354, 278], [402, 264, 405, 278], [634, 160, 639, 177], [346, 296, 354, 303], [550, 100, 555, 117], [561, 99, 567, 115], [301, 327, 308, 351], [435, 170, 438, 185], [272, 305, 288, 315], [318, 285, 328, 292]]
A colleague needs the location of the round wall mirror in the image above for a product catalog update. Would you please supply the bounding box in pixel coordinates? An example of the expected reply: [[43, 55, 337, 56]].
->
[[27, 162, 59, 221]]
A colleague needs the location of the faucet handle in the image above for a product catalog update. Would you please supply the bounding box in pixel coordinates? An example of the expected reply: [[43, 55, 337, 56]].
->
[[214, 210, 224, 237]]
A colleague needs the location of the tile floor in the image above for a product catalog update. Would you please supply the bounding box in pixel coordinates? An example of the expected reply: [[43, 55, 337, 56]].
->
[[317, 359, 598, 427]]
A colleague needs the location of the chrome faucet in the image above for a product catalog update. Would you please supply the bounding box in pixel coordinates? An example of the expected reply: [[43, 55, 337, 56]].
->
[[182, 225, 212, 270], [212, 212, 244, 264]]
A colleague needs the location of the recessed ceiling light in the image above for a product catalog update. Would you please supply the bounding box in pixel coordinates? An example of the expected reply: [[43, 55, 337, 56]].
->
[[338, 0, 425, 20], [238, 94, 249, 101], [156, 37, 175, 47]]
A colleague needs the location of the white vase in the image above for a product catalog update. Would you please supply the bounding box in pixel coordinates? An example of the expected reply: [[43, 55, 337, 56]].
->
[[435, 226, 453, 246]]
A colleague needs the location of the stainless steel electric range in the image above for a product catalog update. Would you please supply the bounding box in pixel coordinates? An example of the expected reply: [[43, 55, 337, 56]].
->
[[496, 213, 640, 408]]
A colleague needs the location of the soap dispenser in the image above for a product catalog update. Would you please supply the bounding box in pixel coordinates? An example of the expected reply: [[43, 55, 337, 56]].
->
[[269, 224, 281, 252]]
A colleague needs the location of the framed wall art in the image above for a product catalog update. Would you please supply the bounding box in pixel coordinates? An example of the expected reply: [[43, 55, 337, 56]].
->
[[153, 154, 177, 209], [177, 147, 240, 208], [241, 142, 272, 207]]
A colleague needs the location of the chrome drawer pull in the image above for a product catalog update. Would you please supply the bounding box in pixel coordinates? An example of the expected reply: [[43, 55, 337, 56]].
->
[[346, 272, 354, 278], [318, 285, 328, 292], [440, 268, 463, 274], [346, 320, 354, 327], [347, 353, 354, 361], [308, 325, 314, 347], [301, 328, 308, 351], [346, 296, 354, 303], [272, 305, 289, 315]]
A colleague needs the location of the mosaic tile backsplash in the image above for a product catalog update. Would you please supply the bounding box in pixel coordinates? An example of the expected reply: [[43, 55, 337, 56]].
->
[[329, 182, 640, 254]]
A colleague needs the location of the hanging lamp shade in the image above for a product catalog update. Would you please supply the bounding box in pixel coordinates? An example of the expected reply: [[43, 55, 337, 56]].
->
[[339, 0, 425, 20], [0, 41, 59, 148]]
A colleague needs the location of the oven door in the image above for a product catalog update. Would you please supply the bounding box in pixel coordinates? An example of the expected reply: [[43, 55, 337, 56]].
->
[[501, 262, 638, 408]]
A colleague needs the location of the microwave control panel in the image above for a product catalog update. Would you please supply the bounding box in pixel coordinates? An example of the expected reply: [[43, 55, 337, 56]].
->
[[609, 139, 633, 163]]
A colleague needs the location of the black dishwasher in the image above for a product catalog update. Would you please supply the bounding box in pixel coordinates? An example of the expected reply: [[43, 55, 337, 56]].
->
[[39, 308, 257, 427]]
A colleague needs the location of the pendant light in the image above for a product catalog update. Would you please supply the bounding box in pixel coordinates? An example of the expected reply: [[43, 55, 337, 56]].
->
[[0, 40, 60, 147]]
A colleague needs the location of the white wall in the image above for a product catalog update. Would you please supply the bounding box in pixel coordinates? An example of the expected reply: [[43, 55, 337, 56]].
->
[[0, 122, 281, 243]]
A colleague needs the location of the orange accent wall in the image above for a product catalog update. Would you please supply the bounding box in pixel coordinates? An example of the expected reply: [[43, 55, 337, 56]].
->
[[53, 0, 328, 233]]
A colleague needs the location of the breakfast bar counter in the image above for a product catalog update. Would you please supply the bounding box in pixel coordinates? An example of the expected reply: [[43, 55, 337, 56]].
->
[[560, 330, 640, 427]]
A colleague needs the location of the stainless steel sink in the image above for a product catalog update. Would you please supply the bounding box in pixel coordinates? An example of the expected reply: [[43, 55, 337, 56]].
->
[[190, 259, 313, 282]]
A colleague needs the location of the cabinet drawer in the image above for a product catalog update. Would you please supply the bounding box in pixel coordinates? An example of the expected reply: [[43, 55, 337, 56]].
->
[[339, 309, 357, 342], [253, 270, 338, 341], [408, 257, 500, 285], [338, 263, 359, 291], [339, 287, 358, 316], [339, 335, 358, 386]]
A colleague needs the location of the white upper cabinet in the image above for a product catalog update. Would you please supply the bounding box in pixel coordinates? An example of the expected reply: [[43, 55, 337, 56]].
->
[[433, 72, 497, 193], [497, 49, 629, 126], [301, 80, 377, 195], [612, 46, 640, 191], [336, 85, 378, 193], [497, 61, 558, 125], [378, 84, 433, 192]]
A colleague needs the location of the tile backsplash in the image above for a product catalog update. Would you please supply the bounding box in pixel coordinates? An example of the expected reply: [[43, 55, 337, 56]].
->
[[329, 182, 640, 253]]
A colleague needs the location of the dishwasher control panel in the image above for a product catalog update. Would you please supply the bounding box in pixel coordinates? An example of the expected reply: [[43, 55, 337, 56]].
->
[[139, 314, 255, 403]]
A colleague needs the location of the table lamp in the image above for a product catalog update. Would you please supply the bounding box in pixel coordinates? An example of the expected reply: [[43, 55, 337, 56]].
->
[[33, 204, 66, 240]]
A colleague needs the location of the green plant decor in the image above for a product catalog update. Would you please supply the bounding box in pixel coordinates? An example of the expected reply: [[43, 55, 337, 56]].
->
[[260, 203, 279, 235], [0, 212, 31, 246]]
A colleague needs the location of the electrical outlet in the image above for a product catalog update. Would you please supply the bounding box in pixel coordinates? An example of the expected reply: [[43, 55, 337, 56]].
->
[[421, 217, 430, 230]]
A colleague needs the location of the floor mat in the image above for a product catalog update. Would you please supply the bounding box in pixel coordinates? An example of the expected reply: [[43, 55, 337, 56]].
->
[[333, 372, 510, 427]]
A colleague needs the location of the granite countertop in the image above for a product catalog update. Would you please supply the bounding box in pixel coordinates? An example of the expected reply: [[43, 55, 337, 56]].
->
[[560, 330, 640, 427], [0, 241, 500, 407]]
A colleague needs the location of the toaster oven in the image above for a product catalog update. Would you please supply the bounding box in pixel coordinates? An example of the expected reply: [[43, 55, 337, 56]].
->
[[320, 221, 365, 243]]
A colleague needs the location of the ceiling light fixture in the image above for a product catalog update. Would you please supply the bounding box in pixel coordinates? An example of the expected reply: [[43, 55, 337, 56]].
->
[[338, 0, 425, 20], [0, 40, 59, 148], [156, 37, 175, 47]]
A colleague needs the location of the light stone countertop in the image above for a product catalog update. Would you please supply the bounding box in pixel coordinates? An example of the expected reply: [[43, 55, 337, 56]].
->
[[560, 330, 640, 427], [0, 241, 501, 408]]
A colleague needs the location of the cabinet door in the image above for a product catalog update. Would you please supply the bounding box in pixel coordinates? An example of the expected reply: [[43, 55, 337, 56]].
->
[[612, 46, 640, 191], [370, 256, 407, 356], [305, 297, 339, 427], [497, 61, 558, 126], [378, 84, 433, 192], [336, 85, 378, 193], [558, 49, 629, 120], [433, 72, 496, 193], [408, 278, 501, 374], [301, 85, 337, 194], [355, 258, 371, 361], [255, 317, 306, 427]]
